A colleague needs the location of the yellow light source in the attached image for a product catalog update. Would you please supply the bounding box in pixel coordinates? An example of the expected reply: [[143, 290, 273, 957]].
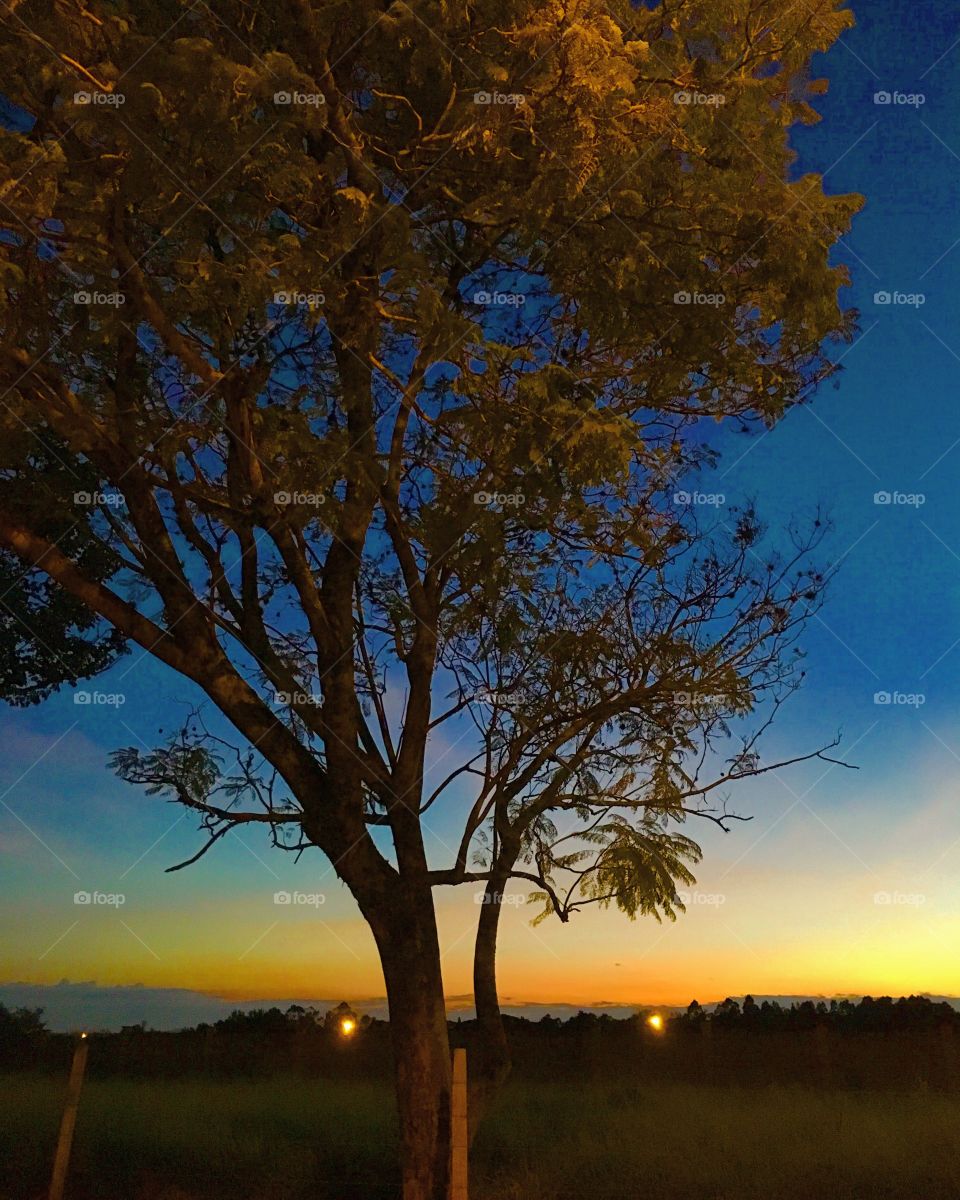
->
[[80, 1032, 88, 1039], [647, 1013, 664, 1032], [339, 1016, 357, 1037]]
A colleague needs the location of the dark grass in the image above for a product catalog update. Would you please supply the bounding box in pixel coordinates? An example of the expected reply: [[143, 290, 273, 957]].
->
[[3, 1073, 959, 1200]]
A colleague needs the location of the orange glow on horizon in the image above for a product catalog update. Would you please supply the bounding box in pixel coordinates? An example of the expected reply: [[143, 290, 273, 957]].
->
[[6, 846, 958, 1011]]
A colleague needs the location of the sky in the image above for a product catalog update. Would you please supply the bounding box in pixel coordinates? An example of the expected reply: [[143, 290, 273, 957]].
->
[[3, 0, 960, 1028]]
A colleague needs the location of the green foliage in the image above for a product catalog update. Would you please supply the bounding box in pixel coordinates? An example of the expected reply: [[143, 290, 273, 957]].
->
[[0, 1, 857, 938], [109, 744, 222, 804], [575, 815, 700, 919], [0, 429, 126, 704]]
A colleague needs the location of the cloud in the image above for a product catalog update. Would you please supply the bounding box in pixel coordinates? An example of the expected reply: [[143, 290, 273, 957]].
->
[[0, 980, 641, 1030], [0, 980, 381, 1031], [4, 980, 954, 1032]]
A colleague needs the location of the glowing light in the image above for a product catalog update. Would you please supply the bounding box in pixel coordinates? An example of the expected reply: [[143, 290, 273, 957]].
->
[[339, 1016, 357, 1037], [80, 1032, 88, 1039], [647, 1013, 664, 1032]]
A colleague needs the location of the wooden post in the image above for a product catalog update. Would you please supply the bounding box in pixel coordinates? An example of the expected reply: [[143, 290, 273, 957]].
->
[[449, 1048, 468, 1200], [49, 1032, 89, 1200]]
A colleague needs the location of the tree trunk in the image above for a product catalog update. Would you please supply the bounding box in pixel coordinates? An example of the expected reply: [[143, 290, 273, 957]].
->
[[469, 858, 514, 1142], [373, 891, 452, 1200]]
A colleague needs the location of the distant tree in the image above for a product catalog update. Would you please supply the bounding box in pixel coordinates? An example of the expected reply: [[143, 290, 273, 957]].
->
[[714, 997, 742, 1025], [685, 1000, 706, 1025], [0, 1003, 47, 1069], [323, 1000, 361, 1034], [0, 2, 859, 1195], [0, 1003, 46, 1037]]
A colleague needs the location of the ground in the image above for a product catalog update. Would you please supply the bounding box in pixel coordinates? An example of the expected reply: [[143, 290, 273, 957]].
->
[[4, 1073, 959, 1199]]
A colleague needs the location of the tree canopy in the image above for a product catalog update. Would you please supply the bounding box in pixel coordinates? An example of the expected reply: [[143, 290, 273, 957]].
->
[[0, 2, 861, 1195]]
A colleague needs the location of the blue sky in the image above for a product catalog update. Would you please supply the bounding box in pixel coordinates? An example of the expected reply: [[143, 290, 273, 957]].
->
[[2, 0, 960, 1025]]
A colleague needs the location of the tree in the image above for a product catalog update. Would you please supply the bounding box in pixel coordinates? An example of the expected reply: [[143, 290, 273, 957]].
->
[[0, 2, 860, 1196], [0, 1003, 46, 1038], [0, 1002, 47, 1069], [686, 999, 706, 1025]]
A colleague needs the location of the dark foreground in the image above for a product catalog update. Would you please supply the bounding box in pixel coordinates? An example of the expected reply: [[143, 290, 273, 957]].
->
[[4, 1073, 959, 1200]]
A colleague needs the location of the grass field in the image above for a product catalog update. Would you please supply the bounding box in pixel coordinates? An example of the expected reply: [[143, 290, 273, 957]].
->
[[3, 1073, 959, 1200]]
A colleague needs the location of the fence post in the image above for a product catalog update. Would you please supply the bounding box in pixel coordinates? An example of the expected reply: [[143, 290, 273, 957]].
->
[[49, 1032, 89, 1200], [449, 1048, 468, 1200]]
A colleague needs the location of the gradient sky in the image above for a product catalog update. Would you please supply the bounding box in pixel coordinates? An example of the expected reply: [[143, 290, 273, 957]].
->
[[3, 0, 960, 1021]]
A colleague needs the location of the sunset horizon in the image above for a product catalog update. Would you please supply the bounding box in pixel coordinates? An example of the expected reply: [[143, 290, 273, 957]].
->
[[2, 0, 959, 1196]]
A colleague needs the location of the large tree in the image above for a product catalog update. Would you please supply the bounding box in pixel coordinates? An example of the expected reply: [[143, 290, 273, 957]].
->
[[0, 1, 859, 1196]]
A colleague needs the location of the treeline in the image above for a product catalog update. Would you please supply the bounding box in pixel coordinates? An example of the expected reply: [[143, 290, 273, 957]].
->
[[677, 993, 960, 1032], [3, 995, 958, 1091], [0, 999, 391, 1078]]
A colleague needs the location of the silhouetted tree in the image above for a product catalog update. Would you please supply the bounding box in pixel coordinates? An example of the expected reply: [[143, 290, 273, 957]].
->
[[714, 997, 742, 1026], [0, 1003, 47, 1069], [0, 2, 859, 1195]]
